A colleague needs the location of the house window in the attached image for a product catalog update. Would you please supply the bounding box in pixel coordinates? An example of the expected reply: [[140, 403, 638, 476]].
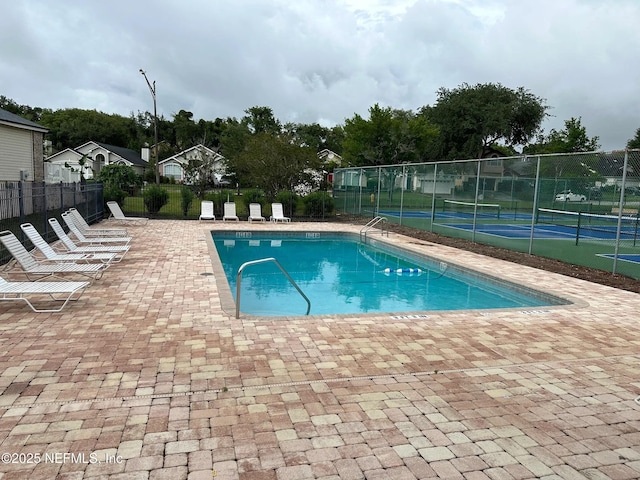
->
[[164, 163, 183, 181]]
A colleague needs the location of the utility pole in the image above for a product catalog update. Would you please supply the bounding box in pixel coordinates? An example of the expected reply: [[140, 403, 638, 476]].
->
[[140, 69, 160, 184]]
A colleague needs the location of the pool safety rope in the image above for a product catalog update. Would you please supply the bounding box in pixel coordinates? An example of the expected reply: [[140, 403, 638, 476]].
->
[[383, 267, 423, 275]]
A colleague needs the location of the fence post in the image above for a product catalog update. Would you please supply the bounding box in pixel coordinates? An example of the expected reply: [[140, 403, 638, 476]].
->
[[399, 165, 405, 225], [612, 149, 630, 274], [358, 169, 363, 214], [430, 163, 438, 232], [42, 181, 48, 234], [375, 167, 381, 217], [528, 156, 542, 255], [472, 160, 482, 242], [18, 181, 25, 226]]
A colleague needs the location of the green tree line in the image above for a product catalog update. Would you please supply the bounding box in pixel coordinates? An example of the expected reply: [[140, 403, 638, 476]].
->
[[3, 82, 637, 194]]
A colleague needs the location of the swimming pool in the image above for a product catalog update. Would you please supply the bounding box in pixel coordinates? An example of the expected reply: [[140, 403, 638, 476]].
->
[[210, 231, 569, 317]]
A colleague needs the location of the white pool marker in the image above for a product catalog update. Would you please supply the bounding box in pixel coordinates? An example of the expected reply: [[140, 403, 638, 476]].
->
[[383, 267, 423, 275]]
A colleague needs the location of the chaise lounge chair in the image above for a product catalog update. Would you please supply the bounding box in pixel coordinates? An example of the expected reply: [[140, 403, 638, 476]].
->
[[106, 201, 149, 224], [270, 203, 291, 223], [48, 218, 129, 262], [223, 202, 239, 222], [0, 231, 108, 282], [21, 223, 116, 264], [199, 201, 216, 222], [62, 212, 132, 245], [248, 203, 266, 222], [0, 274, 90, 313], [67, 208, 129, 237]]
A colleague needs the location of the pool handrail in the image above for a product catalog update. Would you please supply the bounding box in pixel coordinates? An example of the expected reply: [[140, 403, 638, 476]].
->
[[360, 216, 389, 242], [236, 257, 311, 318]]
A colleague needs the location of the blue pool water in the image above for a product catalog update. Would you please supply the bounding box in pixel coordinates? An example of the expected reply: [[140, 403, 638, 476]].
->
[[212, 232, 565, 317]]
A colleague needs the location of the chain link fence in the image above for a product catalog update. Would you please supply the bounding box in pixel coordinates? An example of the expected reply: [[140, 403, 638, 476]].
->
[[334, 150, 640, 280]]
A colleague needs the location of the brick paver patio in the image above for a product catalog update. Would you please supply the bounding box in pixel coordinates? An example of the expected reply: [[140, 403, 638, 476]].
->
[[0, 220, 638, 479]]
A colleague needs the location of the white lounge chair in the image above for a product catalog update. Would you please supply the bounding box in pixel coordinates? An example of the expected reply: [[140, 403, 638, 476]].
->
[[248, 203, 266, 222], [48, 218, 130, 262], [1, 274, 90, 313], [21, 223, 116, 264], [0, 231, 108, 282], [62, 213, 131, 245], [270, 203, 291, 222], [223, 202, 239, 222], [106, 201, 148, 224], [67, 208, 128, 237], [199, 201, 216, 222]]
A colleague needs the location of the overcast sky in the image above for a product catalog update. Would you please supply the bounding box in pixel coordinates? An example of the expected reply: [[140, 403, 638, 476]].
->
[[2, 0, 638, 152]]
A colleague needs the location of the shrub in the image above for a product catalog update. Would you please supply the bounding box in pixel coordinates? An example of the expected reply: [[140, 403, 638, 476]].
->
[[242, 189, 265, 209], [143, 185, 169, 215], [303, 191, 334, 217], [103, 185, 126, 208], [180, 185, 195, 217], [275, 191, 299, 217], [204, 189, 235, 215], [97, 164, 141, 193]]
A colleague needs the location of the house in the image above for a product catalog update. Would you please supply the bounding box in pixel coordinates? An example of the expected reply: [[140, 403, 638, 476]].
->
[[0, 107, 48, 182], [158, 144, 227, 184], [318, 149, 343, 166], [45, 141, 148, 183]]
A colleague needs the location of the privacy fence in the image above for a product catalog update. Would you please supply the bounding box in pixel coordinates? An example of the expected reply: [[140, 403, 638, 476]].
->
[[0, 181, 104, 265], [333, 150, 640, 280]]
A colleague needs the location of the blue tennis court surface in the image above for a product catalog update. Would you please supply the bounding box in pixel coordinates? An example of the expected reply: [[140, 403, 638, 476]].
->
[[442, 223, 638, 240], [598, 253, 640, 264], [377, 210, 533, 221]]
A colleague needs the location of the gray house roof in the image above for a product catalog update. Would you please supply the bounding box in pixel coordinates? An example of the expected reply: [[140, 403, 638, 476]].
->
[[93, 142, 147, 167], [0, 107, 48, 133]]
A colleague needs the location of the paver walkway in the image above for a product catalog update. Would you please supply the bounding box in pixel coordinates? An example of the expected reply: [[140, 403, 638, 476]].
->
[[0, 220, 638, 479]]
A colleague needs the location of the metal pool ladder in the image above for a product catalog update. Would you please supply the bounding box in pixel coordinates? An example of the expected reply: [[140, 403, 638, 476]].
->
[[360, 216, 389, 242], [236, 257, 311, 318]]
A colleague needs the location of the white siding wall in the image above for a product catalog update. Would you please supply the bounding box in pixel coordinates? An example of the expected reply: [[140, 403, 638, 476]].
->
[[0, 125, 33, 181]]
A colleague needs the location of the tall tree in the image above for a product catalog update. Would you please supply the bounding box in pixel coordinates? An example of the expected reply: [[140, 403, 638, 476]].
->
[[39, 108, 134, 150], [231, 132, 319, 199], [219, 117, 251, 162], [525, 117, 600, 154], [627, 128, 640, 149], [342, 104, 438, 166], [429, 83, 548, 159], [173, 110, 200, 150], [242, 106, 281, 135], [524, 117, 601, 182]]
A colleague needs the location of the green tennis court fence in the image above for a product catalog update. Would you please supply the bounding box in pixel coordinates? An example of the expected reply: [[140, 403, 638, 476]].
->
[[333, 149, 640, 279]]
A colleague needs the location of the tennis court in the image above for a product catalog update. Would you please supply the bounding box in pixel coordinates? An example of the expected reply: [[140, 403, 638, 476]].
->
[[406, 207, 640, 242], [378, 200, 535, 222], [335, 150, 640, 279], [443, 221, 639, 241], [599, 253, 640, 264]]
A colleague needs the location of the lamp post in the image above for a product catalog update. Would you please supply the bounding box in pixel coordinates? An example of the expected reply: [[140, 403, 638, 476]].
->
[[140, 69, 159, 184]]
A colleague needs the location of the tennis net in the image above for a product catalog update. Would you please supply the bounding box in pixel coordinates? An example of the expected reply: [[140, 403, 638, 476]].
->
[[443, 199, 501, 219], [536, 208, 639, 244]]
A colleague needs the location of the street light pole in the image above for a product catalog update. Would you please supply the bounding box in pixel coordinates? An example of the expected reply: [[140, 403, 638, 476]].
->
[[140, 69, 160, 185]]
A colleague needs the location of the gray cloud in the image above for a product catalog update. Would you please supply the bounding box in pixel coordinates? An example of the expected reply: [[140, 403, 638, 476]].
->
[[2, 0, 638, 150]]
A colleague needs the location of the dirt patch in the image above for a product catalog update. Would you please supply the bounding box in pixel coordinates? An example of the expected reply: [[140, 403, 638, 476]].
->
[[337, 216, 640, 294]]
